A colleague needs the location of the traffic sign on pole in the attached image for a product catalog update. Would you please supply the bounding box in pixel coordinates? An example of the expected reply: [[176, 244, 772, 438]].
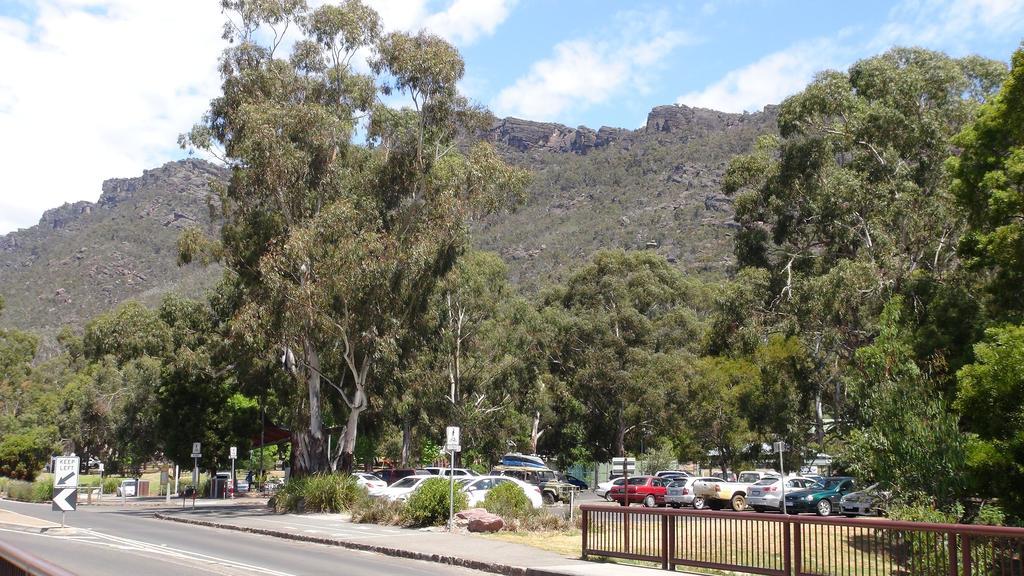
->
[[191, 442, 202, 458], [229, 446, 237, 459], [445, 427, 460, 452], [52, 456, 80, 518]]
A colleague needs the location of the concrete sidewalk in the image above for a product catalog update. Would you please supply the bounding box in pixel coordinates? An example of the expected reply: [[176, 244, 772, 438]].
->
[[155, 506, 667, 576]]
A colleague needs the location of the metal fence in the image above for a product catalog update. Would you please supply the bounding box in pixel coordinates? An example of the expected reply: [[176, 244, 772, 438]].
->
[[580, 504, 1024, 576], [0, 540, 75, 576]]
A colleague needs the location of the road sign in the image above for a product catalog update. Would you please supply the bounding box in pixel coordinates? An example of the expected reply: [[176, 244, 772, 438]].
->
[[445, 426, 460, 451], [53, 457, 79, 489], [52, 488, 77, 512], [774, 441, 788, 453], [611, 457, 636, 473], [192, 442, 201, 458], [229, 446, 237, 459]]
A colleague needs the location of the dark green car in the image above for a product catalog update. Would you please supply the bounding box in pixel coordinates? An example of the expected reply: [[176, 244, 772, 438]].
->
[[783, 476, 856, 516]]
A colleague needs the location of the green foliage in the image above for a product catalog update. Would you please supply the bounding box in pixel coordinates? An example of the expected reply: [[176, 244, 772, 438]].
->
[[269, 477, 307, 514], [404, 477, 467, 526], [349, 494, 409, 525], [638, 444, 677, 475], [102, 476, 120, 494], [300, 474, 365, 513], [6, 479, 45, 503], [956, 324, 1024, 516], [481, 481, 532, 520], [0, 427, 56, 480]]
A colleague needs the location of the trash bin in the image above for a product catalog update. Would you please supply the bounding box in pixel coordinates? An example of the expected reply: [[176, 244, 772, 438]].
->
[[137, 480, 150, 497], [214, 474, 230, 498]]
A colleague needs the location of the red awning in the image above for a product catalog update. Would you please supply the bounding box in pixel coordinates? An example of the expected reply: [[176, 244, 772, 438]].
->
[[251, 422, 291, 448]]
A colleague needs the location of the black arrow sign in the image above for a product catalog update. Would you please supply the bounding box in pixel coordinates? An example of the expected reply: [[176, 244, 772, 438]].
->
[[52, 488, 76, 512], [58, 471, 75, 486]]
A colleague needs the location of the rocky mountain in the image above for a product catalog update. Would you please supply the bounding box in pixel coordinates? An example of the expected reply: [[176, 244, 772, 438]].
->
[[480, 103, 778, 290], [0, 103, 777, 347], [0, 160, 226, 351]]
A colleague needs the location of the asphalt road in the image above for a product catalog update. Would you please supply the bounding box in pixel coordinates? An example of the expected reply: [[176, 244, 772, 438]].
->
[[0, 500, 487, 576]]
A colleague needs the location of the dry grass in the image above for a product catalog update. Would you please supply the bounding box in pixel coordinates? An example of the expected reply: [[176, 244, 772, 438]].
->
[[481, 530, 582, 558]]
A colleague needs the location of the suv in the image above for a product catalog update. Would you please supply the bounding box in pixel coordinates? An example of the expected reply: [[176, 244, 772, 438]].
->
[[491, 464, 577, 504]]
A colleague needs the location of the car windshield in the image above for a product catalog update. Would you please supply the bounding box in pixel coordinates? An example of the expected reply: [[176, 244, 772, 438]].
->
[[391, 477, 420, 488], [457, 478, 474, 487], [738, 473, 762, 483], [627, 477, 648, 485], [822, 479, 847, 490], [667, 480, 686, 488]]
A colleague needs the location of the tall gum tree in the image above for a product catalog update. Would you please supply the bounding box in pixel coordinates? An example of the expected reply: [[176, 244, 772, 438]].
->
[[180, 0, 527, 474]]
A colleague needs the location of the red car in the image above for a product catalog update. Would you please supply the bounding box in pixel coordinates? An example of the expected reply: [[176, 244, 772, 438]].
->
[[608, 475, 668, 507]]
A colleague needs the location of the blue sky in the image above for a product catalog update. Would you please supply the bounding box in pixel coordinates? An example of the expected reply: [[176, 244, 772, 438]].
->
[[1, 0, 1023, 234]]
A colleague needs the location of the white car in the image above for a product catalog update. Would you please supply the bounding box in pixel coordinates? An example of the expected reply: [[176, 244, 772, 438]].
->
[[459, 475, 543, 508], [424, 467, 478, 477], [369, 474, 434, 501], [595, 477, 625, 500], [747, 476, 818, 512], [353, 472, 387, 491], [116, 478, 138, 497], [665, 476, 721, 508]]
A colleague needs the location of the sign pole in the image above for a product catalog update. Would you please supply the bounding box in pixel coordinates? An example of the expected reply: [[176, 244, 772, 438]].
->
[[776, 441, 787, 515], [445, 426, 460, 533], [229, 446, 237, 499]]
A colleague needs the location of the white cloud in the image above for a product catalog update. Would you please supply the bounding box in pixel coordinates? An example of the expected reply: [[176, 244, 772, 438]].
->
[[0, 0, 225, 235], [677, 39, 844, 113], [678, 0, 1024, 114], [0, 0, 517, 235], [492, 11, 689, 122], [366, 0, 514, 45]]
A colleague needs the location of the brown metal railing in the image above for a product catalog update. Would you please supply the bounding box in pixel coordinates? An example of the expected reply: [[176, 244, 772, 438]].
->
[[580, 504, 1024, 576], [0, 540, 76, 576]]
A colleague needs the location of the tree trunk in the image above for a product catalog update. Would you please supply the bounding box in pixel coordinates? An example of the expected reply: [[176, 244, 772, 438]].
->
[[339, 387, 366, 474], [815, 391, 825, 451], [615, 410, 626, 457], [291, 341, 326, 476], [400, 418, 412, 467], [529, 411, 542, 454]]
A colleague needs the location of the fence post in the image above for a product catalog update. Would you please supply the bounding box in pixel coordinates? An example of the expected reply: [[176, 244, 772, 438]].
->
[[793, 522, 802, 576], [661, 513, 669, 570], [581, 507, 589, 561], [667, 512, 676, 571], [624, 507, 630, 555], [948, 532, 958, 576], [783, 516, 793, 576], [961, 534, 972, 576]]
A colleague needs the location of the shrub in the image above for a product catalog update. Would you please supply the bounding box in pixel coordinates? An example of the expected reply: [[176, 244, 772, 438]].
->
[[0, 428, 56, 480], [405, 477, 467, 526], [7, 477, 51, 503], [269, 477, 307, 513], [0, 476, 10, 494], [102, 477, 120, 494], [302, 474, 364, 513], [32, 474, 53, 502], [482, 481, 532, 520], [350, 494, 409, 525]]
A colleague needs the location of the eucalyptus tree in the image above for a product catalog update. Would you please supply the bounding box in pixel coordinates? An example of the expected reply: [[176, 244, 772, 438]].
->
[[180, 0, 527, 474], [723, 48, 1006, 434]]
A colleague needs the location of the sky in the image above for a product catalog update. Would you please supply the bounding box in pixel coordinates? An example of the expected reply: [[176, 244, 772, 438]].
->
[[1, 0, 1023, 235]]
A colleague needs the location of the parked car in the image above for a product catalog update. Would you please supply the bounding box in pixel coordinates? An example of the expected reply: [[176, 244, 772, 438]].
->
[[747, 476, 817, 512], [665, 476, 722, 508], [234, 478, 250, 493], [491, 465, 577, 505], [370, 474, 434, 501], [353, 472, 387, 491], [784, 476, 856, 516], [693, 471, 780, 511], [596, 476, 625, 500], [557, 472, 589, 490], [374, 468, 417, 485], [459, 475, 544, 508], [608, 475, 669, 507], [655, 470, 692, 480], [116, 478, 138, 497], [840, 482, 891, 517], [424, 467, 478, 477]]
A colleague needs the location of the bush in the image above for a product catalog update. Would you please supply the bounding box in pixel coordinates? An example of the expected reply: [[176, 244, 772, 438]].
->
[[302, 474, 364, 513], [6, 476, 51, 503], [0, 428, 56, 480], [102, 477, 120, 494], [350, 494, 409, 525], [270, 477, 307, 513], [0, 476, 10, 494], [482, 481, 533, 520], [405, 477, 467, 526]]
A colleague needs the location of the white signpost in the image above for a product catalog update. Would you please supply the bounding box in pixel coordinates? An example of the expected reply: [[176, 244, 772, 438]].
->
[[229, 446, 237, 499], [775, 441, 788, 515], [191, 442, 201, 509], [52, 456, 80, 526], [445, 426, 460, 532]]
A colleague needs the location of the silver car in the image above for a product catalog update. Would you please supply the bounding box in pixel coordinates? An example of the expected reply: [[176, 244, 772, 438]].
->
[[665, 477, 722, 508], [840, 482, 891, 517], [747, 477, 817, 512]]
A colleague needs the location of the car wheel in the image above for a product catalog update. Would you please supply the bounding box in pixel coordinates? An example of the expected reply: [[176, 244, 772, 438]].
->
[[753, 506, 765, 513], [731, 494, 746, 511], [816, 499, 833, 516], [644, 495, 656, 508], [692, 496, 706, 510], [543, 492, 556, 505]]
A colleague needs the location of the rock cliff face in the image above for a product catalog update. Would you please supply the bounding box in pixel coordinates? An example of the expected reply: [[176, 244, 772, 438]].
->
[[0, 159, 227, 354], [1, 103, 779, 344]]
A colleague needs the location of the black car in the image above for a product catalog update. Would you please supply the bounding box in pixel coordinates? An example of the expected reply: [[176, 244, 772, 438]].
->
[[784, 476, 856, 516], [558, 473, 589, 490]]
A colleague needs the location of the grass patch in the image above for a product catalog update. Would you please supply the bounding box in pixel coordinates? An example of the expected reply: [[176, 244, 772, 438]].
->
[[482, 529, 582, 558]]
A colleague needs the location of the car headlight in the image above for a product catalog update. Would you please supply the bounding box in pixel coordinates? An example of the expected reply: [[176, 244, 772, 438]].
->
[[806, 495, 815, 501], [840, 496, 847, 503]]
